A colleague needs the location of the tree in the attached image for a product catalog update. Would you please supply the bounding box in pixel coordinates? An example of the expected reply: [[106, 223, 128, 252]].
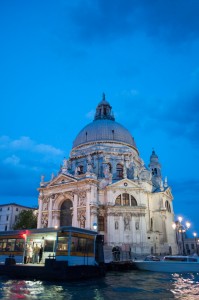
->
[[13, 210, 37, 230]]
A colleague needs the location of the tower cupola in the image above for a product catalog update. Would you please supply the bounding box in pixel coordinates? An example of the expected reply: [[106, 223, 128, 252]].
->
[[94, 93, 115, 121]]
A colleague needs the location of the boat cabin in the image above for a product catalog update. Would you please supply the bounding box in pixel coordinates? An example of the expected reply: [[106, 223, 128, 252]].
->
[[163, 256, 199, 262], [0, 226, 104, 266]]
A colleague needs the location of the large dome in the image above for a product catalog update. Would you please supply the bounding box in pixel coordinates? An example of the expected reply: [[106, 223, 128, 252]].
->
[[72, 95, 137, 149]]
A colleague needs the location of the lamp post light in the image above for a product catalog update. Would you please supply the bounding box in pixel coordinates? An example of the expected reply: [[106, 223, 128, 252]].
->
[[93, 222, 97, 231], [172, 217, 191, 255], [193, 232, 197, 254]]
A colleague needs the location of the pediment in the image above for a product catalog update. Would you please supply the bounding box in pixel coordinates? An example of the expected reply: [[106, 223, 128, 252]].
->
[[47, 173, 78, 187], [164, 187, 173, 200], [108, 178, 141, 189]]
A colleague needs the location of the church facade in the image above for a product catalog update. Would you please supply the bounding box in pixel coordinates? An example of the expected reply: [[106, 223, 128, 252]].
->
[[37, 95, 177, 255]]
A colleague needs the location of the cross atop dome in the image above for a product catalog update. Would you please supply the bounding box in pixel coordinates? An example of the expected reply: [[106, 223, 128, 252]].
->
[[94, 93, 115, 121]]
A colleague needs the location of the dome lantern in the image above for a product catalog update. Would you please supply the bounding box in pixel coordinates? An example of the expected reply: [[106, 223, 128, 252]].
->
[[94, 93, 115, 121]]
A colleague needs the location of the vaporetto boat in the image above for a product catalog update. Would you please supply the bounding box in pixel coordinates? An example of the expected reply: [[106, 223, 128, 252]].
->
[[0, 226, 105, 281], [133, 255, 199, 273]]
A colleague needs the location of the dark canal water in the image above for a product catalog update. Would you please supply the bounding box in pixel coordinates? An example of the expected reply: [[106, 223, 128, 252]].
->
[[0, 271, 199, 300]]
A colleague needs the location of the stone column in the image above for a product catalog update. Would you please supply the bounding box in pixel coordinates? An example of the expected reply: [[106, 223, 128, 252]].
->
[[86, 189, 91, 229], [37, 195, 43, 228], [52, 211, 60, 227], [48, 197, 53, 227], [72, 194, 78, 227]]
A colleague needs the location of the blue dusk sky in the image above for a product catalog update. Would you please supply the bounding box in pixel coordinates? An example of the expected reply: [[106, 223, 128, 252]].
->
[[0, 1, 199, 233]]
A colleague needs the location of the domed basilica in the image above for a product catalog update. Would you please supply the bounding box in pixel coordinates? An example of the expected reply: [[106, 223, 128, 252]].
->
[[37, 95, 177, 256]]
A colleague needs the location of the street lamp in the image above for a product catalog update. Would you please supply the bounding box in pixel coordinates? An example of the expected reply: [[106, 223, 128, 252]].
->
[[193, 232, 197, 254], [172, 217, 191, 255], [93, 222, 97, 231]]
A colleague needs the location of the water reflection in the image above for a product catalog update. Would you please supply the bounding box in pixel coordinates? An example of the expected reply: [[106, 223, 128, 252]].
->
[[0, 271, 199, 299]]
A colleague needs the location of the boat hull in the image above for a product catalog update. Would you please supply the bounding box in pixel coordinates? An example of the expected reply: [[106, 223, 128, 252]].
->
[[133, 261, 199, 273], [0, 263, 106, 281]]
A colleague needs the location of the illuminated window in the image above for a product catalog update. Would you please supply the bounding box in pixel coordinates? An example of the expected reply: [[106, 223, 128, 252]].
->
[[123, 193, 129, 206], [115, 194, 137, 206]]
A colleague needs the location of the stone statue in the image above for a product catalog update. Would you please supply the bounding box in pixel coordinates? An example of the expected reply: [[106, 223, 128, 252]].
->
[[87, 163, 93, 173], [63, 158, 68, 168], [103, 164, 110, 178], [124, 217, 130, 230]]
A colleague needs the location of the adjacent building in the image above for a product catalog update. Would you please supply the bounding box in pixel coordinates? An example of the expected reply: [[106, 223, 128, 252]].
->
[[0, 203, 36, 231], [37, 95, 178, 256]]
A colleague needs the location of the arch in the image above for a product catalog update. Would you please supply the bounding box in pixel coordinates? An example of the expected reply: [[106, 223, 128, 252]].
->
[[78, 165, 84, 175], [131, 195, 137, 206], [115, 194, 121, 205], [115, 221, 119, 230], [107, 163, 112, 173], [165, 200, 171, 213], [115, 194, 137, 206], [60, 199, 73, 226], [116, 163, 123, 179], [123, 193, 130, 206], [152, 168, 157, 175]]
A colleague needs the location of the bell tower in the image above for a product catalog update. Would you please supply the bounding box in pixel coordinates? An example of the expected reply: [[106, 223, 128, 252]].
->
[[149, 149, 162, 187]]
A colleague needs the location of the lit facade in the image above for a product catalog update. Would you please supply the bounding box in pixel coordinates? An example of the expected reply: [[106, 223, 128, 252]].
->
[[0, 203, 35, 231], [37, 95, 177, 256]]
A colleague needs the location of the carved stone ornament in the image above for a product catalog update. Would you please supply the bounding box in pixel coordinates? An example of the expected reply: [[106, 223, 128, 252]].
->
[[41, 213, 48, 228], [42, 198, 49, 211], [77, 209, 86, 228]]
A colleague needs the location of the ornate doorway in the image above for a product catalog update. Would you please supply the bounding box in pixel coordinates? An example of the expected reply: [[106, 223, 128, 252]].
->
[[60, 199, 73, 226]]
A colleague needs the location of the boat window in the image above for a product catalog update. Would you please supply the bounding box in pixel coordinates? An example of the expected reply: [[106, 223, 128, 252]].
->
[[71, 236, 94, 254], [15, 239, 24, 251], [57, 236, 69, 251], [164, 256, 187, 261], [0, 238, 25, 252], [44, 240, 54, 252], [188, 258, 198, 262], [0, 239, 7, 251]]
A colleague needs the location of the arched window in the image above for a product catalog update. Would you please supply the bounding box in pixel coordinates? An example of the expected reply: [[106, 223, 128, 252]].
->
[[165, 200, 171, 213], [123, 193, 130, 206], [115, 195, 121, 205], [152, 168, 157, 175], [107, 163, 112, 173], [98, 216, 104, 231], [60, 199, 73, 226], [131, 196, 137, 206], [115, 194, 137, 206], [115, 221, 119, 230], [150, 218, 153, 231], [116, 164, 123, 179], [78, 165, 84, 175]]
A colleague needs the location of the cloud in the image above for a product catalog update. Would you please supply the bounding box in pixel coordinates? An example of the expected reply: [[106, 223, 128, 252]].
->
[[68, 0, 199, 45], [0, 136, 63, 156], [86, 110, 95, 120], [116, 83, 199, 146], [3, 155, 20, 166], [0, 136, 65, 202]]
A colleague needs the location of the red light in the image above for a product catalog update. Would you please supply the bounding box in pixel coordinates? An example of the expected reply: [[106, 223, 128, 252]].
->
[[22, 234, 26, 239]]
